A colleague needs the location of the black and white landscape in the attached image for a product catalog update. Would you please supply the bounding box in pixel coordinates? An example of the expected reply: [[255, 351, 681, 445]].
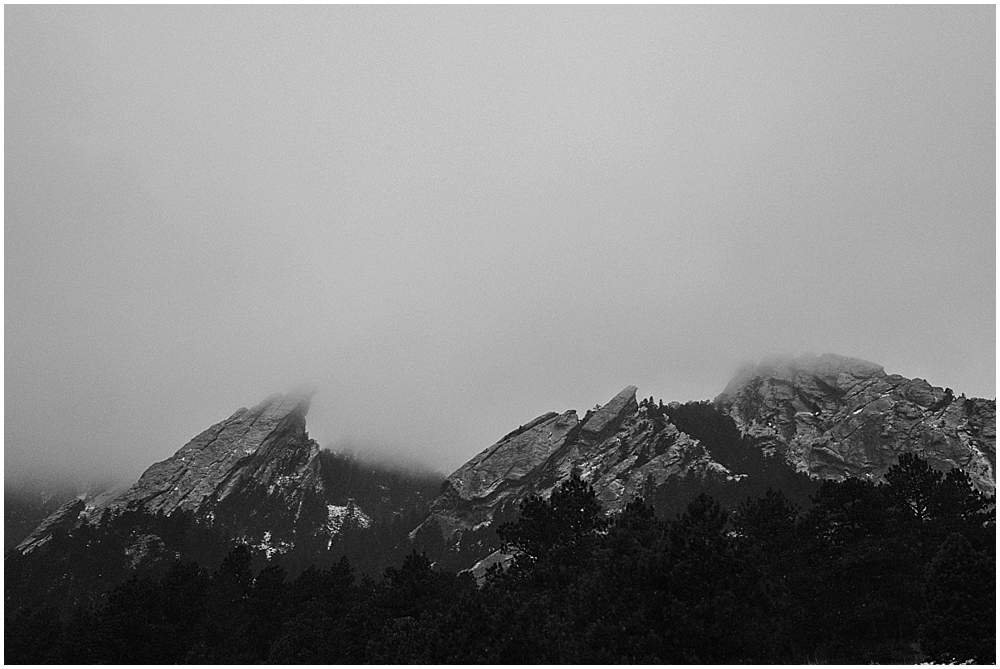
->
[[5, 5, 995, 665]]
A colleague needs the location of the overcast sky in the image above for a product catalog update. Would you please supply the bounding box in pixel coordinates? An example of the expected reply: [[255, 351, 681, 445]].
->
[[6, 5, 995, 487]]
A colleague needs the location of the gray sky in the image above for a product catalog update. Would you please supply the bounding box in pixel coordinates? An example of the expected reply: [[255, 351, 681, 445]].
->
[[6, 5, 995, 486]]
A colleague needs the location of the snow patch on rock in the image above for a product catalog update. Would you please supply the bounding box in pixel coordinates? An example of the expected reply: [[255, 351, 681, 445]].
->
[[325, 501, 373, 547], [253, 530, 293, 559]]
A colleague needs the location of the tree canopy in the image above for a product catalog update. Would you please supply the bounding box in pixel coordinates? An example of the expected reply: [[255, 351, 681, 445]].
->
[[6, 455, 994, 664]]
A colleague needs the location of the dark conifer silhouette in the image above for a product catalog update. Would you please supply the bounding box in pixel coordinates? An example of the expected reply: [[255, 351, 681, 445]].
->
[[4, 454, 994, 664]]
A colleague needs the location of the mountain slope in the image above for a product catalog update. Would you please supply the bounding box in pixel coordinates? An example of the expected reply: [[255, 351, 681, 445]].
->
[[15, 353, 995, 568], [416, 385, 734, 553], [419, 354, 995, 561], [15, 390, 389, 556], [714, 353, 995, 494]]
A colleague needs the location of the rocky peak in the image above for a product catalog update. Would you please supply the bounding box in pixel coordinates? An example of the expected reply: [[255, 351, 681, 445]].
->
[[101, 388, 318, 518], [421, 356, 995, 569], [17, 389, 329, 555], [579, 385, 639, 444], [716, 353, 885, 406], [248, 387, 314, 424], [427, 409, 581, 542], [714, 355, 995, 493], [417, 384, 723, 547]]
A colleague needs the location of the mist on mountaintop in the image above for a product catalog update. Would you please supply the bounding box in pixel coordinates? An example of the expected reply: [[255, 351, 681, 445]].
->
[[5, 5, 995, 491]]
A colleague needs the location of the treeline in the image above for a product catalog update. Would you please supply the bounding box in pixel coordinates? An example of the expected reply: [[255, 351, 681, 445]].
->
[[641, 398, 822, 516], [6, 454, 994, 664], [316, 450, 442, 520], [275, 450, 443, 576], [5, 452, 443, 621]]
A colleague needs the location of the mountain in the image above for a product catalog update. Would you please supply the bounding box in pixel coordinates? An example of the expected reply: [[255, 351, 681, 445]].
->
[[416, 354, 995, 563], [714, 353, 995, 494], [414, 386, 731, 550], [15, 389, 439, 560], [8, 354, 994, 664], [14, 352, 995, 570]]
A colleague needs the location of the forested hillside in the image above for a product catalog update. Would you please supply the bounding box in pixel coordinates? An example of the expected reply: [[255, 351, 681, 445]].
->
[[5, 451, 442, 617], [7, 455, 993, 664]]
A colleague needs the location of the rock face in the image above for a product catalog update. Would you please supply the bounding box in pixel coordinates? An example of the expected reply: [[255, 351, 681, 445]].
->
[[18, 354, 995, 562], [102, 389, 322, 519], [417, 385, 730, 546], [421, 356, 995, 552], [15, 498, 86, 554], [713, 353, 996, 494], [17, 389, 341, 554]]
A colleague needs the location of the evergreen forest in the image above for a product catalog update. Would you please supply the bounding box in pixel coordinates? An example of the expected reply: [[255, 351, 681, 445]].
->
[[5, 453, 994, 664]]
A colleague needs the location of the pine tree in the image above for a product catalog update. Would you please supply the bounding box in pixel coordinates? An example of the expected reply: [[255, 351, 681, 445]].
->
[[884, 453, 943, 523], [919, 533, 995, 664], [497, 471, 605, 565]]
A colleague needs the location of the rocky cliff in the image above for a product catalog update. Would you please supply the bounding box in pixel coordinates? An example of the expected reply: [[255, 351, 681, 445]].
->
[[103, 390, 321, 517], [14, 498, 87, 554], [417, 385, 732, 548], [420, 354, 996, 556], [16, 389, 368, 554], [713, 353, 996, 494], [17, 354, 995, 563]]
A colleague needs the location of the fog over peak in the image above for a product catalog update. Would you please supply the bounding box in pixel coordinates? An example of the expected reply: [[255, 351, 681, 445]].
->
[[6, 5, 995, 489]]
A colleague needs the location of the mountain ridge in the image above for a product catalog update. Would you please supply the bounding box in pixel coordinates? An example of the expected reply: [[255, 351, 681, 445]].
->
[[417, 353, 994, 561], [15, 353, 995, 569], [18, 389, 344, 555]]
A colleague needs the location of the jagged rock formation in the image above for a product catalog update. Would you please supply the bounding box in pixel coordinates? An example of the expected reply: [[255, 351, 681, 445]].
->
[[713, 353, 996, 494], [101, 389, 322, 520], [417, 385, 731, 546], [16, 389, 366, 554], [15, 498, 87, 554], [5, 482, 85, 551], [17, 353, 995, 564], [421, 355, 996, 554]]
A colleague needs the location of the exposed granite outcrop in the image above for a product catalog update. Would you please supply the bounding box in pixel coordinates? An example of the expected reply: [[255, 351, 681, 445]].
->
[[714, 353, 996, 494], [420, 357, 995, 551], [578, 385, 638, 444], [100, 389, 321, 519], [16, 498, 86, 554], [19, 354, 995, 564], [18, 389, 333, 553], [416, 386, 729, 545], [429, 409, 581, 542]]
